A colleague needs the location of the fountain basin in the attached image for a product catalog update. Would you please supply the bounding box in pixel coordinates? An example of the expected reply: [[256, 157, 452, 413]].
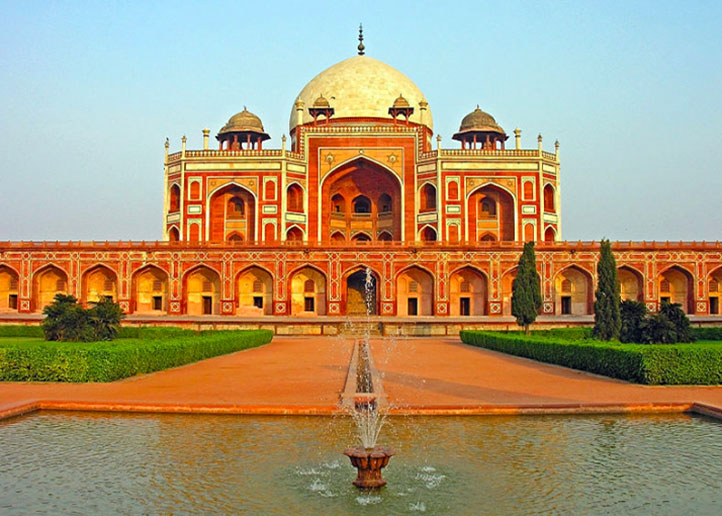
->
[[344, 445, 395, 488]]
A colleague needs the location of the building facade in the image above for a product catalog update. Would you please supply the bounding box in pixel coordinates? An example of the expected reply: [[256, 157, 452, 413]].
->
[[1, 48, 721, 321]]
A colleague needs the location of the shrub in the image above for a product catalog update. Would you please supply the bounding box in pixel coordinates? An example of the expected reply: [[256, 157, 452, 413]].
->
[[459, 330, 722, 385], [642, 313, 678, 344], [620, 300, 648, 343], [660, 302, 693, 343], [0, 330, 273, 382], [41, 294, 124, 342]]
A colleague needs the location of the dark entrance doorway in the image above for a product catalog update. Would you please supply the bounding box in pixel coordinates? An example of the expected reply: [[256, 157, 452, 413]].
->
[[408, 298, 419, 316], [460, 297, 470, 316], [202, 296, 213, 315], [561, 296, 572, 315], [346, 270, 377, 315]]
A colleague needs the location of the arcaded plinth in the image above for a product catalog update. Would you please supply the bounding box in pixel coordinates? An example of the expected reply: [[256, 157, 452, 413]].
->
[[344, 446, 394, 488]]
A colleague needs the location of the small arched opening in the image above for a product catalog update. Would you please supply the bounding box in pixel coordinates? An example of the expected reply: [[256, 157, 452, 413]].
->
[[168, 227, 180, 242], [618, 266, 644, 303], [555, 266, 593, 315], [169, 184, 180, 212], [658, 266, 694, 313], [0, 265, 19, 312], [450, 267, 488, 316], [420, 226, 437, 242], [286, 227, 303, 242], [184, 266, 220, 315], [237, 266, 273, 315], [290, 267, 326, 315], [397, 266, 434, 316], [544, 184, 555, 213], [420, 183, 437, 212], [82, 265, 118, 306], [345, 268, 378, 315], [33, 265, 68, 312], [132, 266, 168, 314], [287, 184, 303, 213]]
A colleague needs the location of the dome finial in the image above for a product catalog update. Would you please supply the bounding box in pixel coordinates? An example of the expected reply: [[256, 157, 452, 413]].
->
[[357, 23, 365, 55]]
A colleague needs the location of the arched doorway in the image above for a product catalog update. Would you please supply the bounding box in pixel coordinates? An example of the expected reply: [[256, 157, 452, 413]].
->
[[184, 266, 220, 315], [618, 266, 643, 302], [501, 267, 517, 316], [82, 265, 117, 306], [658, 266, 693, 313], [0, 265, 19, 312], [208, 184, 255, 241], [237, 266, 273, 315], [450, 267, 487, 316], [397, 266, 434, 316], [132, 266, 168, 314], [555, 266, 592, 315], [467, 184, 514, 241], [420, 226, 437, 242], [33, 265, 68, 311], [709, 268, 722, 315], [168, 226, 180, 242], [322, 158, 402, 242], [290, 267, 326, 315], [346, 268, 378, 315]]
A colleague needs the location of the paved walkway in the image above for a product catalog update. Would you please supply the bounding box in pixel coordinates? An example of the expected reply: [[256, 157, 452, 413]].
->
[[1, 336, 721, 419]]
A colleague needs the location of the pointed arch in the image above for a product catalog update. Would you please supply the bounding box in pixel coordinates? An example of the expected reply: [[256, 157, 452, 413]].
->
[[351, 231, 372, 242], [543, 183, 556, 213], [169, 184, 181, 212], [0, 264, 20, 312], [131, 264, 169, 314], [206, 181, 257, 242], [343, 265, 381, 316], [618, 265, 644, 302], [81, 264, 118, 306], [708, 266, 722, 315], [286, 225, 304, 242], [236, 265, 274, 315], [287, 182, 304, 213], [289, 265, 327, 315], [183, 264, 221, 315], [396, 264, 435, 316], [657, 265, 694, 313], [466, 182, 517, 241], [419, 225, 437, 242], [449, 265, 488, 316], [554, 265, 593, 315], [544, 226, 556, 242], [420, 182, 437, 212], [168, 226, 180, 242]]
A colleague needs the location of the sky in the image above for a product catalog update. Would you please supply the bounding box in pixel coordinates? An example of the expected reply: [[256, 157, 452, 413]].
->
[[0, 0, 720, 242]]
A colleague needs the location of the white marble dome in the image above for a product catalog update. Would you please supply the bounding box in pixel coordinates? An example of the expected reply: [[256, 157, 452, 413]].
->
[[289, 55, 432, 132]]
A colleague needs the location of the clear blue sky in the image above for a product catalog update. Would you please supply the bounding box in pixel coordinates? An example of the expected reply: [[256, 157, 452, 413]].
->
[[1, 0, 720, 241]]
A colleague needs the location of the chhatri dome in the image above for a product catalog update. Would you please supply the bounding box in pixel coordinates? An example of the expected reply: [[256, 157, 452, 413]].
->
[[289, 30, 432, 132]]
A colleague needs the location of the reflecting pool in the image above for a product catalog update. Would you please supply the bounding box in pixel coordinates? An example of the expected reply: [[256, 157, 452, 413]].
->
[[1, 412, 721, 515]]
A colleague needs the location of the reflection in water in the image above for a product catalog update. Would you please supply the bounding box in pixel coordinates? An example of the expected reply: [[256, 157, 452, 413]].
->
[[1, 412, 721, 515]]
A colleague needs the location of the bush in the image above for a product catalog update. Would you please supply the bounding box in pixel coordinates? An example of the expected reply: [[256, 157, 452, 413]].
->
[[0, 325, 44, 338], [659, 302, 694, 343], [42, 294, 124, 342], [459, 330, 722, 385], [0, 330, 273, 382], [620, 300, 647, 343]]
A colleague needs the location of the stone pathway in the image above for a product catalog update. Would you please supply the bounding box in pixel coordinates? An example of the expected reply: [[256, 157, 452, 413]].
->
[[1, 336, 721, 419]]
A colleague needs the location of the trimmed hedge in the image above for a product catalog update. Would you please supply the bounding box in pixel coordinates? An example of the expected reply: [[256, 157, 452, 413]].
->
[[0, 325, 44, 338], [0, 329, 273, 382], [460, 330, 722, 385]]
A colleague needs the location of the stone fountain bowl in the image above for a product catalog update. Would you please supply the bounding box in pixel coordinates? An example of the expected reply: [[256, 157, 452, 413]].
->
[[344, 446, 395, 489]]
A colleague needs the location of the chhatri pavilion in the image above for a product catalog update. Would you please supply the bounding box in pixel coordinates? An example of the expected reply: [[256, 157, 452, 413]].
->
[[1, 32, 721, 330]]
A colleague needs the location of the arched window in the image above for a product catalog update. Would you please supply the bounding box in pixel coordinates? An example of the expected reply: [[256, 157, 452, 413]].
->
[[352, 233, 371, 242], [421, 183, 436, 212], [287, 184, 303, 212], [304, 279, 315, 293], [331, 193, 345, 214], [227, 232, 243, 242], [421, 226, 437, 242], [353, 196, 371, 214], [480, 198, 496, 218], [447, 181, 459, 200], [378, 231, 392, 242], [264, 223, 275, 242], [561, 279, 572, 292], [168, 227, 179, 242], [544, 227, 556, 242], [228, 197, 244, 218], [544, 184, 555, 212], [481, 233, 496, 242], [286, 227, 303, 241], [523, 181, 534, 200], [265, 180, 276, 200], [331, 231, 345, 242], [379, 194, 392, 214], [190, 181, 201, 200], [169, 184, 180, 212]]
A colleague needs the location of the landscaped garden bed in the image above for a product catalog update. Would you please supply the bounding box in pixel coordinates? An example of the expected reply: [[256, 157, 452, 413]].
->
[[459, 328, 722, 385], [0, 326, 273, 382]]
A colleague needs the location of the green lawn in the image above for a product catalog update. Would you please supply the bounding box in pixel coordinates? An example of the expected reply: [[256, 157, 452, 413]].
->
[[0, 327, 273, 382], [460, 328, 722, 385]]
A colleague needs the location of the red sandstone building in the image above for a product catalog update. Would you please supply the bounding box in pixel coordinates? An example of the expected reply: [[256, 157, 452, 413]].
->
[[1, 43, 721, 325]]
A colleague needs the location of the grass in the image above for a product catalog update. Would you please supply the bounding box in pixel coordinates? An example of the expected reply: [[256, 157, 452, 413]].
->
[[0, 327, 273, 383]]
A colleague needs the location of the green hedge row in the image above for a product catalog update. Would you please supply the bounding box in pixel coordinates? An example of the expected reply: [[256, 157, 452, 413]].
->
[[459, 330, 722, 385], [0, 330, 273, 382]]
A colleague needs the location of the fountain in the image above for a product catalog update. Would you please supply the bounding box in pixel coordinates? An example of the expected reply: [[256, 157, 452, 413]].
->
[[342, 268, 395, 489]]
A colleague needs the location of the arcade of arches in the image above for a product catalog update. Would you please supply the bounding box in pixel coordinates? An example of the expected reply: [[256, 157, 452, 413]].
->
[[322, 159, 401, 242]]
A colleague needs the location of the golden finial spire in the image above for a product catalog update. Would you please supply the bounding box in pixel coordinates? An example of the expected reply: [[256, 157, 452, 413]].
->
[[357, 23, 365, 55]]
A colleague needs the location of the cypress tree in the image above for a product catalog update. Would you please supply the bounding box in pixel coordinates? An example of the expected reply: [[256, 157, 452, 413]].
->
[[512, 242, 542, 334], [593, 239, 621, 340]]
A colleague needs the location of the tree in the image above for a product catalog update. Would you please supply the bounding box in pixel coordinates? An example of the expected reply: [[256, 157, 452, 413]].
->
[[89, 298, 125, 340], [512, 242, 542, 334], [593, 239, 621, 340]]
